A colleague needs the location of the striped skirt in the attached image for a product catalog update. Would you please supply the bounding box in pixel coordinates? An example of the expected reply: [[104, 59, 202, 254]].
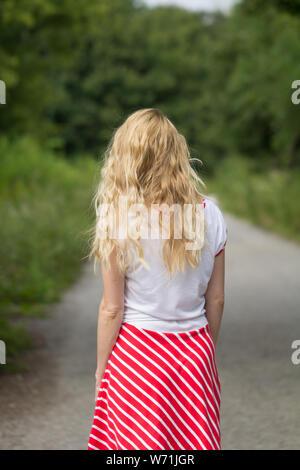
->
[[88, 322, 221, 450]]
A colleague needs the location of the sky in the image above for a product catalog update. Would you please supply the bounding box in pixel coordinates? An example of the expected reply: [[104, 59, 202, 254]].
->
[[143, 0, 237, 12]]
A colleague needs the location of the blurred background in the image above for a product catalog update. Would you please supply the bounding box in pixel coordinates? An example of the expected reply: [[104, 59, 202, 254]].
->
[[0, 0, 299, 450]]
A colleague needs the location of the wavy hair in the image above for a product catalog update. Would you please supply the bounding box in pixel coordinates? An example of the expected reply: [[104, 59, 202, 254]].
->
[[90, 108, 207, 277]]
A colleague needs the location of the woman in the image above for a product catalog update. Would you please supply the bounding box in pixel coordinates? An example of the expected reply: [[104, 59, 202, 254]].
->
[[88, 108, 227, 450]]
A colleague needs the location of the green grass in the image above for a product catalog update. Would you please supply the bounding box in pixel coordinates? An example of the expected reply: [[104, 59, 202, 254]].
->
[[207, 155, 300, 243], [0, 136, 99, 371]]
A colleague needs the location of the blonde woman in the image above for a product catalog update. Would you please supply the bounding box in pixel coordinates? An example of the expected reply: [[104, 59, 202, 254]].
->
[[88, 109, 228, 450]]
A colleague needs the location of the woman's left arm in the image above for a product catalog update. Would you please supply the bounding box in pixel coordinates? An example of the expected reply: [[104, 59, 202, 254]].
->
[[95, 249, 124, 401]]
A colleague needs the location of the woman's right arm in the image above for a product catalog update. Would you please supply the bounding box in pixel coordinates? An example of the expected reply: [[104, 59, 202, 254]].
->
[[204, 250, 225, 345], [95, 249, 124, 401]]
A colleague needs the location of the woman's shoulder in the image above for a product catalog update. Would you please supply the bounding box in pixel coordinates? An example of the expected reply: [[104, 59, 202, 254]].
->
[[203, 196, 228, 256], [202, 195, 224, 217]]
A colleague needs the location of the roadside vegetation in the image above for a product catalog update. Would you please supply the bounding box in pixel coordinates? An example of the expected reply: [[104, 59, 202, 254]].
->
[[0, 137, 97, 370]]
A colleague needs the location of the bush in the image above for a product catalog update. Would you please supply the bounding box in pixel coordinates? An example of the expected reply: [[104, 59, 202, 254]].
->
[[0, 137, 98, 369], [208, 155, 300, 242]]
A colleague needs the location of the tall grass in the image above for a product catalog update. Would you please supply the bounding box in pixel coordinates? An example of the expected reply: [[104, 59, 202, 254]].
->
[[0, 137, 98, 370], [208, 156, 300, 243]]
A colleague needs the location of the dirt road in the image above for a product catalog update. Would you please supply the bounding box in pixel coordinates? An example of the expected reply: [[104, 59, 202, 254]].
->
[[0, 211, 299, 449]]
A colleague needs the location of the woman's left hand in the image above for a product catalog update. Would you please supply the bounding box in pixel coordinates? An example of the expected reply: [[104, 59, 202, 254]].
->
[[95, 371, 103, 402]]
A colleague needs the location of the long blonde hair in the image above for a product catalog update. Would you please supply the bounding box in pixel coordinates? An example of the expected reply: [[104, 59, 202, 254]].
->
[[90, 108, 207, 277]]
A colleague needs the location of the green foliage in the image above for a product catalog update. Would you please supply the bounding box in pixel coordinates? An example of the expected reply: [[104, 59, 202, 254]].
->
[[216, 1, 300, 167], [0, 0, 119, 139], [0, 319, 32, 373], [0, 137, 97, 368], [1, 0, 300, 168], [209, 155, 300, 242]]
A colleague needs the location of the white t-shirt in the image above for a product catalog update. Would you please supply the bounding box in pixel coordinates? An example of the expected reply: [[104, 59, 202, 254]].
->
[[121, 197, 228, 332]]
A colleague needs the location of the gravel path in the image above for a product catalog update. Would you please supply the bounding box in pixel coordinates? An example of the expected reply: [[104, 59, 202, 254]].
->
[[0, 211, 299, 449]]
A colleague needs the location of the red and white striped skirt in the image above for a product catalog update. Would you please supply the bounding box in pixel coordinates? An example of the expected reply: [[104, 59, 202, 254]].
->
[[88, 322, 221, 450]]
